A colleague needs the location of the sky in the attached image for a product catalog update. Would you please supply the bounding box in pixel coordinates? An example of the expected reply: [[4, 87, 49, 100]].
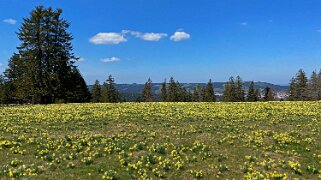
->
[[1, 0, 321, 85]]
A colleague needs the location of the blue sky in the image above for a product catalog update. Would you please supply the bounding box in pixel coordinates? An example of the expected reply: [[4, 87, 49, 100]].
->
[[1, 0, 321, 85]]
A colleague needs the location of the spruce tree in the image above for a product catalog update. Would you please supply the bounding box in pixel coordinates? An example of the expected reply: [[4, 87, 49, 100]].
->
[[235, 76, 245, 102], [0, 75, 9, 104], [160, 79, 167, 102], [192, 85, 202, 102], [91, 80, 102, 102], [102, 75, 121, 103], [288, 69, 308, 101], [167, 77, 178, 102], [176, 81, 186, 102], [222, 77, 236, 102], [5, 6, 88, 103], [317, 69, 321, 100], [247, 81, 259, 102], [142, 78, 153, 102], [65, 68, 91, 103], [4, 54, 26, 102], [203, 79, 216, 102], [306, 71, 318, 100]]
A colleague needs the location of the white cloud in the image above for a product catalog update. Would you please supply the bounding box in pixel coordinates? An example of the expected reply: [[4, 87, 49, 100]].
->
[[140, 33, 167, 41], [122, 30, 167, 41], [240, 22, 248, 26], [3, 18, 17, 25], [170, 31, 191, 42], [100, 57, 121, 63], [89, 33, 127, 45]]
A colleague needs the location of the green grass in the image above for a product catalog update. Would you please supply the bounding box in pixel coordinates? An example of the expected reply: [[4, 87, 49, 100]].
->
[[0, 102, 321, 179]]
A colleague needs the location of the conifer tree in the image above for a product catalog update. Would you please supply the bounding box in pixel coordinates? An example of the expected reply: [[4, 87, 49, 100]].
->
[[222, 77, 236, 102], [167, 77, 178, 102], [176, 81, 187, 102], [247, 81, 259, 102], [192, 85, 202, 102], [317, 69, 321, 100], [306, 71, 318, 100], [91, 80, 102, 102], [160, 79, 167, 102], [203, 79, 216, 102], [102, 75, 121, 103], [4, 6, 88, 103], [142, 78, 153, 102], [65, 68, 91, 103], [0, 75, 10, 104], [288, 69, 308, 101], [185, 90, 193, 102], [235, 76, 245, 102]]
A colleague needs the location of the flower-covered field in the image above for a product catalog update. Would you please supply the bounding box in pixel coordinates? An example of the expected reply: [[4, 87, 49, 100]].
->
[[0, 102, 321, 179]]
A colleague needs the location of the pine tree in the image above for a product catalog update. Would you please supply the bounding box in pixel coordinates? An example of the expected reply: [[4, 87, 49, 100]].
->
[[0, 75, 9, 104], [222, 77, 236, 102], [247, 81, 259, 102], [160, 79, 167, 102], [203, 79, 216, 102], [185, 90, 193, 102], [288, 69, 308, 101], [235, 76, 245, 102], [102, 75, 121, 103], [317, 69, 321, 100], [142, 78, 153, 102], [167, 77, 178, 102], [263, 86, 275, 101], [5, 6, 87, 104], [4, 54, 26, 102], [91, 80, 102, 102], [176, 81, 186, 102], [192, 85, 202, 102], [306, 71, 318, 100], [65, 68, 91, 103]]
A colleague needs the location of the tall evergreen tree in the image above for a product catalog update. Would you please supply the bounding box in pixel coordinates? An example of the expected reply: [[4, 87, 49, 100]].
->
[[65, 68, 91, 103], [0, 75, 10, 104], [288, 69, 308, 101], [317, 69, 321, 100], [91, 80, 102, 102], [160, 79, 167, 102], [142, 78, 153, 102], [235, 76, 245, 102], [176, 81, 187, 102], [222, 77, 236, 102], [263, 86, 275, 101], [167, 77, 178, 102], [203, 79, 216, 102], [4, 6, 88, 103], [306, 71, 319, 100], [247, 81, 259, 102], [102, 75, 121, 103], [192, 85, 202, 102]]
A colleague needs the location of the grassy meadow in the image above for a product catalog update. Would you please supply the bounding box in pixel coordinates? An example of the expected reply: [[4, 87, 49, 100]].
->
[[0, 102, 321, 179]]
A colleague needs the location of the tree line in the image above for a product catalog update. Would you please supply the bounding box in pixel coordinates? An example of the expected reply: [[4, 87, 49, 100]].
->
[[89, 76, 274, 103]]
